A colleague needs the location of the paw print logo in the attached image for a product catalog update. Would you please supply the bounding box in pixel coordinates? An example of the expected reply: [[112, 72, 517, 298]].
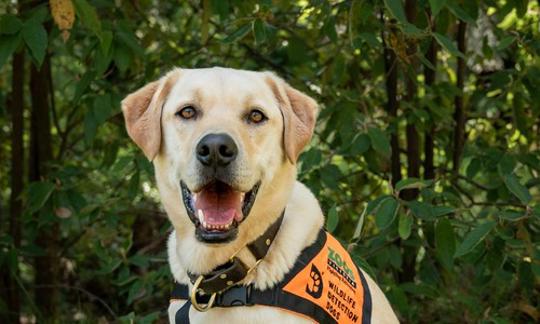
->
[[305, 264, 323, 299]]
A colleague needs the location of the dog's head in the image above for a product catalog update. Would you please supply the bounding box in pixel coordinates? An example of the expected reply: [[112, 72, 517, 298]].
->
[[122, 67, 317, 244]]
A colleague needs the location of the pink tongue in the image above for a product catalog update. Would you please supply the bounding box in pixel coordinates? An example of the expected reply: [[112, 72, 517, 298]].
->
[[194, 188, 242, 226]]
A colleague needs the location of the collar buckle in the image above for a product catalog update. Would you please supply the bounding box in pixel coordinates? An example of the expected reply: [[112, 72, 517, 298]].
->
[[190, 275, 217, 312]]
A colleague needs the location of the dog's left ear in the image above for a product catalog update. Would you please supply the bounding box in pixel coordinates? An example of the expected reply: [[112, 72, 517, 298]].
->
[[265, 73, 319, 164], [121, 70, 179, 161]]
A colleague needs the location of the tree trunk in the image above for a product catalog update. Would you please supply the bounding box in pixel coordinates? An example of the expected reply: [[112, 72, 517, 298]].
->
[[424, 11, 438, 180], [452, 21, 467, 172], [6, 50, 25, 324], [383, 25, 402, 186], [402, 0, 420, 200], [29, 54, 58, 320], [397, 0, 420, 284]]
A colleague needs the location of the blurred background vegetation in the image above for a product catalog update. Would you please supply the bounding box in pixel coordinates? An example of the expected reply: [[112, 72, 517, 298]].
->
[[0, 0, 539, 323]]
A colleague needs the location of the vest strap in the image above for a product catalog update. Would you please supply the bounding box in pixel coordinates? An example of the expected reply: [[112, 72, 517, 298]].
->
[[172, 230, 342, 323]]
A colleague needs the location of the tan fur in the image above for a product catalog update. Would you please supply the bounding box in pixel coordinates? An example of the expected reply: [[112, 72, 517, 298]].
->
[[121, 67, 399, 323]]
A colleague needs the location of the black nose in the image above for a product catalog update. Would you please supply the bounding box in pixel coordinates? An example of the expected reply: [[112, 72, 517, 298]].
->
[[196, 133, 238, 167]]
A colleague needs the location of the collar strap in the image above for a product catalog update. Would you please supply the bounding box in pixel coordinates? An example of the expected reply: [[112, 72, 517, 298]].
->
[[187, 211, 285, 296]]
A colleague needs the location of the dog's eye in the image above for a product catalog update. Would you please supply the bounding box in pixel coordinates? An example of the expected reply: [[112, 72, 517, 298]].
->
[[247, 109, 267, 124], [176, 106, 197, 120]]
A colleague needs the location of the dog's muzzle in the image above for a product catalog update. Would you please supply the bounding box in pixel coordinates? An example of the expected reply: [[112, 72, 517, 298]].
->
[[180, 133, 260, 243]]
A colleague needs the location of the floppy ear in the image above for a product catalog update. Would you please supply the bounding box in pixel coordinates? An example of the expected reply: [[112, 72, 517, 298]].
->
[[265, 74, 318, 163], [121, 70, 179, 161]]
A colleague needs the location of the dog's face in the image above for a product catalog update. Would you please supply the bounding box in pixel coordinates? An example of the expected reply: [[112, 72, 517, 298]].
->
[[122, 67, 317, 244]]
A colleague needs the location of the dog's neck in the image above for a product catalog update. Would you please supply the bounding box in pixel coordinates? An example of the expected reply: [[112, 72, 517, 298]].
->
[[167, 181, 324, 290]]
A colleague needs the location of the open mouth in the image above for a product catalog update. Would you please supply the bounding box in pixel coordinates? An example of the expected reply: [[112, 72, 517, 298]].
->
[[180, 180, 260, 243]]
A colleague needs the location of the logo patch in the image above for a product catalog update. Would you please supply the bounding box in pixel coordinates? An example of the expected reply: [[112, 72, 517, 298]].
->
[[305, 264, 323, 298]]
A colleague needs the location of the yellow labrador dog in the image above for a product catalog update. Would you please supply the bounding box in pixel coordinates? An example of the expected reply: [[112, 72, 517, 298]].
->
[[122, 67, 398, 323]]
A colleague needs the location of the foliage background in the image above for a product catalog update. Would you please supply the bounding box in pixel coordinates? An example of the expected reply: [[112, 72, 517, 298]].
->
[[1, 0, 539, 323]]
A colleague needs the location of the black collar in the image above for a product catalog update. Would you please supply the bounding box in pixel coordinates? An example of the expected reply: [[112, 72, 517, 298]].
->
[[187, 211, 285, 297]]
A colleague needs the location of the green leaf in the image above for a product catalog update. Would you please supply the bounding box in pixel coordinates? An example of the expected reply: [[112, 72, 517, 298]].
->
[[74, 71, 95, 102], [408, 201, 454, 221], [367, 127, 391, 158], [429, 0, 447, 16], [100, 30, 113, 54], [352, 205, 367, 241], [402, 23, 423, 36], [0, 34, 22, 69], [326, 205, 339, 233], [408, 201, 433, 220], [27, 181, 55, 213], [93, 94, 113, 125], [497, 154, 516, 176], [496, 36, 515, 51], [322, 17, 338, 42], [497, 210, 527, 221], [446, 2, 475, 24], [25, 6, 48, 25], [129, 254, 149, 268], [73, 0, 102, 37], [210, 0, 229, 19], [418, 51, 436, 71], [349, 133, 370, 156], [252, 19, 267, 45], [384, 0, 407, 24], [0, 15, 23, 35], [466, 158, 481, 178], [127, 280, 143, 304], [395, 178, 433, 192], [532, 205, 540, 219], [435, 219, 455, 269], [432, 205, 455, 217], [84, 106, 98, 145], [367, 195, 393, 215], [376, 197, 399, 229], [128, 171, 140, 199], [22, 22, 47, 66], [223, 23, 251, 44], [398, 212, 413, 240], [113, 43, 131, 72], [503, 174, 531, 205], [433, 32, 464, 58], [138, 311, 160, 324], [455, 221, 496, 257]]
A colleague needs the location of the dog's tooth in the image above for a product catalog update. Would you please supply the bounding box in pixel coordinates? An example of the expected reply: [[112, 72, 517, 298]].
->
[[197, 209, 204, 223]]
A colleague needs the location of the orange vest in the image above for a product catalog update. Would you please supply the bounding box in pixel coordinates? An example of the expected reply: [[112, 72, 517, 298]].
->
[[171, 230, 372, 324]]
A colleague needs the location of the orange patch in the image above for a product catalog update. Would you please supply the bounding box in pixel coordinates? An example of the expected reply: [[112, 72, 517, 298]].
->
[[283, 234, 365, 324]]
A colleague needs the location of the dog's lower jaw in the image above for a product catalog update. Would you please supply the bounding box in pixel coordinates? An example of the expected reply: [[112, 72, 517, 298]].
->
[[195, 226, 238, 243]]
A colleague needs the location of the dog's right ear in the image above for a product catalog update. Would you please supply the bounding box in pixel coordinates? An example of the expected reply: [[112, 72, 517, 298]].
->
[[121, 70, 179, 161]]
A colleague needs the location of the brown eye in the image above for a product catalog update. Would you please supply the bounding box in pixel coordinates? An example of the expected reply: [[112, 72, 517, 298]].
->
[[247, 109, 267, 124], [176, 106, 197, 119]]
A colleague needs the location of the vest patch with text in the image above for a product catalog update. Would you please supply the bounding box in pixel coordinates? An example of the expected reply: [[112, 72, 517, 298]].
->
[[283, 234, 367, 324]]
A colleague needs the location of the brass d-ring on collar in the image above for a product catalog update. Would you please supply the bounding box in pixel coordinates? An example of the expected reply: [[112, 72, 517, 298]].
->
[[190, 276, 216, 312]]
